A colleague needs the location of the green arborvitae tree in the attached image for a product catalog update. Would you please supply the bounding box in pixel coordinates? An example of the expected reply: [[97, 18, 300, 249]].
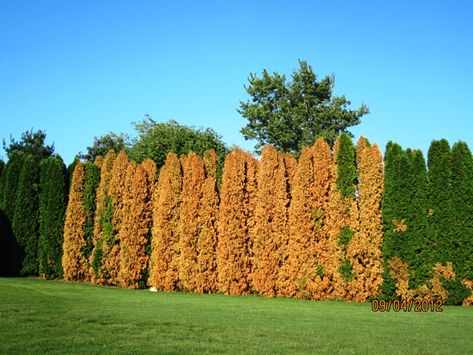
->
[[427, 140, 453, 266], [12, 154, 40, 275], [336, 133, 357, 199], [82, 161, 100, 270], [38, 156, 68, 278], [448, 142, 473, 304], [405, 149, 429, 289], [381, 142, 411, 299], [0, 152, 25, 219]]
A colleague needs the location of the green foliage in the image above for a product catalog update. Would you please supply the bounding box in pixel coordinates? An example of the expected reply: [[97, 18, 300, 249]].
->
[[38, 156, 68, 279], [0, 209, 22, 276], [128, 117, 228, 169], [0, 152, 25, 219], [427, 140, 453, 265], [336, 133, 356, 198], [80, 132, 128, 161], [101, 197, 114, 246], [441, 278, 471, 306], [338, 258, 353, 282], [82, 162, 100, 259], [0, 159, 4, 178], [450, 142, 473, 281], [3, 129, 54, 161], [338, 227, 354, 253], [316, 265, 324, 278], [238, 60, 369, 154], [12, 154, 40, 275]]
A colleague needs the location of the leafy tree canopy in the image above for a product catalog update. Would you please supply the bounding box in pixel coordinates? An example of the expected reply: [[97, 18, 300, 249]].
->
[[128, 116, 228, 168], [3, 129, 54, 161], [238, 60, 369, 155], [79, 132, 128, 161]]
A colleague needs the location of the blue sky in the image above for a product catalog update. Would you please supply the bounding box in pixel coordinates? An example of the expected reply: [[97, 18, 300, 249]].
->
[[1, 0, 472, 164]]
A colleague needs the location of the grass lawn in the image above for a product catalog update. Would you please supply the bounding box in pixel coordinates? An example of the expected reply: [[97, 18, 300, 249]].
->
[[0, 278, 472, 354]]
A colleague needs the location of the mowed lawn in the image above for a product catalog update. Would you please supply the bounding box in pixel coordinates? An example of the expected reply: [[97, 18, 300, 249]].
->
[[1, 278, 472, 354]]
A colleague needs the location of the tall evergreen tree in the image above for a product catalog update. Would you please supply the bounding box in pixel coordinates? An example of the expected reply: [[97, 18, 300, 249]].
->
[[0, 152, 25, 219], [38, 156, 68, 278], [12, 154, 40, 275], [62, 162, 87, 281], [148, 153, 183, 291]]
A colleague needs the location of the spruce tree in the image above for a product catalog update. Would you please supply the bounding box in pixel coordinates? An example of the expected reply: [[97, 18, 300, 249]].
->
[[38, 156, 68, 278], [12, 154, 40, 275]]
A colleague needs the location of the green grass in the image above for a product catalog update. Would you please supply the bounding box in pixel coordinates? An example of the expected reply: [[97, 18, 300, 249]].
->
[[1, 278, 472, 354]]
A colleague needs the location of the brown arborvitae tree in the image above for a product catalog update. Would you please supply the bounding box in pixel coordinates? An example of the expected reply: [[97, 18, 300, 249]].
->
[[118, 161, 155, 288], [328, 135, 359, 300], [90, 150, 116, 283], [62, 162, 87, 281], [94, 156, 104, 170], [148, 153, 183, 291], [348, 137, 384, 301], [195, 150, 219, 293], [179, 152, 205, 292], [101, 150, 129, 285], [217, 149, 258, 295], [252, 145, 291, 297]]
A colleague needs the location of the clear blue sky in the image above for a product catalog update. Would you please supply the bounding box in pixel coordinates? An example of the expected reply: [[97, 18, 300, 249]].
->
[[1, 0, 472, 164]]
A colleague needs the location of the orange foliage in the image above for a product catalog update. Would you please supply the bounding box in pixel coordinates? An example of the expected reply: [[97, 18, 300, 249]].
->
[[195, 150, 219, 293], [179, 152, 205, 292], [252, 146, 291, 297], [148, 153, 183, 291], [462, 279, 473, 307], [90, 150, 116, 283], [347, 138, 384, 301], [217, 149, 258, 295], [62, 162, 87, 281], [118, 161, 155, 288]]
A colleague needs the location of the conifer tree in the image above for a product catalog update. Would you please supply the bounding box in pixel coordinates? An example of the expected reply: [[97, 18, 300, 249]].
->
[[179, 152, 205, 292], [195, 150, 219, 293], [449, 142, 473, 303], [62, 162, 88, 281], [148, 153, 183, 291], [91, 150, 116, 283], [329, 134, 359, 300], [0, 152, 25, 219], [12, 154, 40, 275], [348, 138, 384, 301], [82, 161, 100, 279], [252, 145, 291, 297], [217, 149, 258, 295], [38, 156, 68, 278], [100, 150, 129, 285]]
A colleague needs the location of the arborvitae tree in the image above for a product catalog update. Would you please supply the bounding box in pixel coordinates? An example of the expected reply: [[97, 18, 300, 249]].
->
[[179, 152, 205, 292], [252, 145, 291, 297], [427, 139, 452, 265], [217, 149, 258, 295], [82, 161, 100, 279], [329, 134, 359, 300], [0, 152, 25, 219], [100, 150, 129, 285], [91, 150, 116, 283], [12, 154, 40, 275], [281, 145, 316, 298], [148, 152, 183, 291], [0, 153, 25, 276], [348, 138, 384, 301], [405, 149, 429, 289], [449, 142, 473, 304], [38, 156, 68, 278], [62, 162, 88, 281], [381, 142, 412, 299], [195, 150, 219, 293]]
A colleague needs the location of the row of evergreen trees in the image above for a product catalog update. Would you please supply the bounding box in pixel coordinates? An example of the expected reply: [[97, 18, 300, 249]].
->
[[0, 152, 68, 278], [1, 134, 472, 305], [61, 136, 386, 302], [382, 140, 473, 305]]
